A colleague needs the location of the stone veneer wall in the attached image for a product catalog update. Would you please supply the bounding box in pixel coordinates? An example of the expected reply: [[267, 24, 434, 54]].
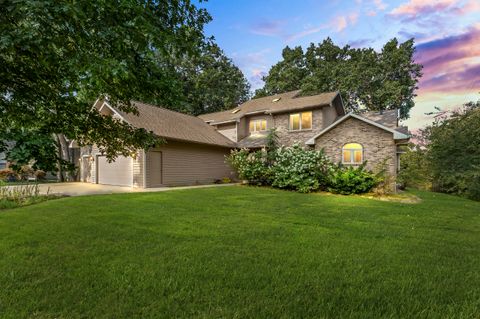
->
[[273, 109, 325, 147], [314, 117, 397, 183]]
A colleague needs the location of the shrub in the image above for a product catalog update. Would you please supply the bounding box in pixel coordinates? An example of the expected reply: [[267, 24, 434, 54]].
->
[[227, 149, 272, 185], [19, 165, 34, 180], [0, 169, 18, 182], [372, 158, 395, 195], [221, 177, 232, 184], [397, 144, 432, 190], [34, 170, 46, 180], [327, 164, 379, 195], [271, 145, 332, 193]]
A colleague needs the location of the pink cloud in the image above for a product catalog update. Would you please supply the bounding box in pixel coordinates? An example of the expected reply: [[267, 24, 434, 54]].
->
[[415, 25, 480, 93], [373, 0, 387, 10], [330, 12, 359, 33], [390, 0, 480, 20]]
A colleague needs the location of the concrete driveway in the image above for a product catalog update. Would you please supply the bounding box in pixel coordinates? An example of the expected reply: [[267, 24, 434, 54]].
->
[[36, 182, 234, 196]]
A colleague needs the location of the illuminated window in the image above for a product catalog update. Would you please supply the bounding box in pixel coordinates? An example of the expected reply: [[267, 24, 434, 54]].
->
[[249, 119, 267, 132], [343, 143, 363, 164], [289, 111, 312, 130]]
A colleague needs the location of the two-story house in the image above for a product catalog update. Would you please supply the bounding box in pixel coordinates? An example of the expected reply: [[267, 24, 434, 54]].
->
[[78, 90, 409, 189], [199, 90, 409, 179]]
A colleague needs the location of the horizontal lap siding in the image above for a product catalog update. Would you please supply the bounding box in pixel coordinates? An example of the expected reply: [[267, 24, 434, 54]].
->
[[147, 141, 234, 187], [216, 123, 237, 142]]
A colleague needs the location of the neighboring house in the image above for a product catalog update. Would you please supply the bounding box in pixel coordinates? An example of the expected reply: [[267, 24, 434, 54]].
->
[[0, 141, 15, 170], [80, 90, 409, 189], [0, 152, 7, 169]]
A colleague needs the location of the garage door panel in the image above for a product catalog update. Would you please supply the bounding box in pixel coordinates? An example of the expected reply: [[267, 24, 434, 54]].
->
[[97, 155, 132, 187]]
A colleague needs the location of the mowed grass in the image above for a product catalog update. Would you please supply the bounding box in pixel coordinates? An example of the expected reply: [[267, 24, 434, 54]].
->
[[0, 186, 479, 318]]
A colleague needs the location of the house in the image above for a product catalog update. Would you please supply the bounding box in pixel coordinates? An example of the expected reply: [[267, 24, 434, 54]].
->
[[199, 90, 409, 184], [0, 141, 15, 170], [79, 90, 409, 188], [0, 152, 7, 169]]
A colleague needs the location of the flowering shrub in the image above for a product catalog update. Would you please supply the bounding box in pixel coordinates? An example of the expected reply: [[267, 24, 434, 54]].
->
[[327, 163, 378, 195], [271, 145, 332, 193], [227, 149, 272, 185], [228, 144, 380, 195]]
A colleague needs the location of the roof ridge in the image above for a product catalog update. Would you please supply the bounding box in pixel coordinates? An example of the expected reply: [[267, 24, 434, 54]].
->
[[131, 100, 206, 123], [198, 89, 336, 119]]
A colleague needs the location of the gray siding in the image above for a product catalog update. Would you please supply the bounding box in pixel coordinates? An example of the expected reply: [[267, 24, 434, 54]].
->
[[216, 123, 237, 142], [145, 140, 234, 187]]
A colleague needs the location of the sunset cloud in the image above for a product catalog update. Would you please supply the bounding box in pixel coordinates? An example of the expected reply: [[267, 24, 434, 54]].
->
[[415, 25, 480, 93], [390, 0, 480, 20]]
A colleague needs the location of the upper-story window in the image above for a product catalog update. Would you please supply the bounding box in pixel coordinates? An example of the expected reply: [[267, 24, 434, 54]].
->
[[289, 111, 312, 131], [249, 119, 267, 133], [342, 143, 363, 164]]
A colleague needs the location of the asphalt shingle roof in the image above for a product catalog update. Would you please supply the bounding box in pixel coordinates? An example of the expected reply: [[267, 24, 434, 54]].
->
[[114, 101, 235, 148], [198, 90, 341, 125]]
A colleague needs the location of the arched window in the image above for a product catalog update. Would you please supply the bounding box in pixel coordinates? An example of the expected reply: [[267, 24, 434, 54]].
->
[[342, 143, 363, 164]]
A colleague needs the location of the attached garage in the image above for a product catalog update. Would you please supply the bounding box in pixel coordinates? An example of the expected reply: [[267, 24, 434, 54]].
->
[[80, 100, 236, 188], [96, 155, 133, 187]]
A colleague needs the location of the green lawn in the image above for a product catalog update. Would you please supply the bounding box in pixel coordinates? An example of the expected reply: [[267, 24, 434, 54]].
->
[[0, 186, 479, 318]]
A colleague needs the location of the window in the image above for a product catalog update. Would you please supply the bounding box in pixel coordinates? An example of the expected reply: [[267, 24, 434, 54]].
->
[[342, 143, 363, 164], [289, 111, 312, 131], [249, 119, 267, 132]]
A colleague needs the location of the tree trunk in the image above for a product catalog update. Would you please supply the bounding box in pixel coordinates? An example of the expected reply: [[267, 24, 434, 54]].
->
[[54, 134, 65, 182]]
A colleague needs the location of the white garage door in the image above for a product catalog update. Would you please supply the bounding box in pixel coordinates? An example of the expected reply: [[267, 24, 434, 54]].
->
[[97, 155, 133, 187]]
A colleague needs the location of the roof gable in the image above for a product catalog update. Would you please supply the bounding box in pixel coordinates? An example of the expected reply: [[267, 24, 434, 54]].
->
[[306, 113, 410, 145], [96, 100, 235, 148]]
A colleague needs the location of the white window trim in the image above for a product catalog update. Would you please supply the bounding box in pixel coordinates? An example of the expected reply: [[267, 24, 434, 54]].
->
[[342, 144, 364, 165], [289, 111, 312, 131]]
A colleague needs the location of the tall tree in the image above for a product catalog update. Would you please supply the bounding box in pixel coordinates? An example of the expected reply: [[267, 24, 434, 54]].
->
[[254, 46, 307, 98], [0, 0, 211, 160], [255, 38, 422, 119], [159, 42, 250, 115], [427, 100, 480, 200]]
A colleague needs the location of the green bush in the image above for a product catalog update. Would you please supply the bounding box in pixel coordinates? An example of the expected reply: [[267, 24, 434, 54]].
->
[[228, 142, 382, 195], [227, 149, 272, 185], [271, 145, 332, 193], [327, 164, 378, 195]]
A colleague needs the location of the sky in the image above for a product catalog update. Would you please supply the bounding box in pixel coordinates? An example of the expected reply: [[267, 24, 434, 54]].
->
[[197, 0, 480, 130]]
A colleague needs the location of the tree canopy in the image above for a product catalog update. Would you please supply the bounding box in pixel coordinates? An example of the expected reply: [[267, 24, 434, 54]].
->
[[0, 0, 212, 159], [399, 99, 480, 200], [255, 38, 423, 119], [170, 42, 251, 116]]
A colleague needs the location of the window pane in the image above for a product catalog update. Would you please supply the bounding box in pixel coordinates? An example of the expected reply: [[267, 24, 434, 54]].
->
[[301, 112, 312, 129], [290, 114, 300, 130], [343, 150, 352, 163], [261, 120, 266, 131], [344, 143, 362, 150], [354, 150, 362, 163], [249, 121, 254, 132]]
